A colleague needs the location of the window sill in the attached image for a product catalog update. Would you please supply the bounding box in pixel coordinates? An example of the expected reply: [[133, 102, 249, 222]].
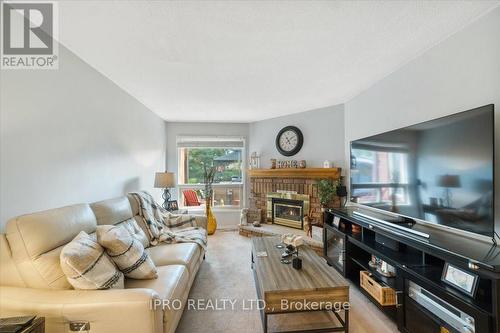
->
[[177, 183, 244, 187]]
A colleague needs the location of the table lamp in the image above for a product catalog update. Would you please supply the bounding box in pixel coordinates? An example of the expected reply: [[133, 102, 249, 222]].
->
[[154, 172, 175, 210], [437, 174, 461, 207]]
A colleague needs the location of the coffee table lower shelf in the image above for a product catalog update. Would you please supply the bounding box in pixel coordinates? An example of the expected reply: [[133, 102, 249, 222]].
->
[[260, 306, 349, 333]]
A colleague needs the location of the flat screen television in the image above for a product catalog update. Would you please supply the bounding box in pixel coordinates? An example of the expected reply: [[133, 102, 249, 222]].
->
[[350, 104, 494, 237]]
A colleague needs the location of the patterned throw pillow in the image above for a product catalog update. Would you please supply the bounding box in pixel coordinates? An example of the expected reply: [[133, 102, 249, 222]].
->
[[96, 225, 158, 279], [60, 231, 124, 290], [118, 218, 150, 249]]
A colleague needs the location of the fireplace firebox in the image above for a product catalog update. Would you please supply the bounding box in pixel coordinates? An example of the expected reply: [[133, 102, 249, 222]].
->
[[272, 198, 304, 229], [266, 192, 310, 229]]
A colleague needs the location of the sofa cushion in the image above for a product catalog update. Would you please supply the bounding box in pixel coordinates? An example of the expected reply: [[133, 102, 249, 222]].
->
[[146, 243, 201, 275], [127, 194, 140, 216], [7, 204, 97, 259], [125, 265, 189, 325], [6, 204, 97, 289], [96, 225, 157, 280], [0, 235, 26, 288], [90, 196, 150, 248], [60, 231, 124, 290], [125, 264, 188, 301], [91, 197, 134, 226]]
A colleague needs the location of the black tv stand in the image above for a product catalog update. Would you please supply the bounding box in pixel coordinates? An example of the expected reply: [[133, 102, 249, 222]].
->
[[324, 207, 500, 333]]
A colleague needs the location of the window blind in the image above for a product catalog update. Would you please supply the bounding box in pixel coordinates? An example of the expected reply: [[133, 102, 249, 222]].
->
[[176, 136, 245, 148]]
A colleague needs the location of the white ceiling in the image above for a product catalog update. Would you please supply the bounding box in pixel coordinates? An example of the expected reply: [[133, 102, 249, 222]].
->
[[58, 1, 499, 122]]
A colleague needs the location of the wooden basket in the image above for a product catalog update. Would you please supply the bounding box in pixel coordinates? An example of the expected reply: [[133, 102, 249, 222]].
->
[[360, 271, 396, 306]]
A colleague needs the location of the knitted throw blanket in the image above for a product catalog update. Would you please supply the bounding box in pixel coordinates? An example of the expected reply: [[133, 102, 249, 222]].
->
[[129, 191, 207, 250]]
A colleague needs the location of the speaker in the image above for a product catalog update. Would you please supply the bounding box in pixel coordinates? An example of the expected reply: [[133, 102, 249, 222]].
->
[[336, 186, 347, 197], [337, 186, 348, 206]]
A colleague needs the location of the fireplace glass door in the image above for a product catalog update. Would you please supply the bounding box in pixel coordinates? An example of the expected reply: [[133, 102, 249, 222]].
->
[[272, 199, 304, 229]]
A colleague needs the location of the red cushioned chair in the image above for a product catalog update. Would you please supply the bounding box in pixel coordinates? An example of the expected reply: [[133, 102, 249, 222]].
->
[[183, 189, 202, 206]]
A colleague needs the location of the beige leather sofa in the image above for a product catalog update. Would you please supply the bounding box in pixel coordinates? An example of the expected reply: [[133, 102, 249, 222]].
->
[[0, 195, 207, 333]]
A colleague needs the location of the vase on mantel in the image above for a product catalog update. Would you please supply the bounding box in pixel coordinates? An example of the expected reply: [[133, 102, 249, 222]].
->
[[206, 198, 217, 235]]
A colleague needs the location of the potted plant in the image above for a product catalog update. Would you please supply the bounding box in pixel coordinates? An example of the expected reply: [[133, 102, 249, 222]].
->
[[316, 179, 339, 211]]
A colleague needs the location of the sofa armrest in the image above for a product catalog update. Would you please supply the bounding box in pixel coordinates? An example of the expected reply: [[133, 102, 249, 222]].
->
[[0, 286, 163, 333], [193, 215, 207, 230]]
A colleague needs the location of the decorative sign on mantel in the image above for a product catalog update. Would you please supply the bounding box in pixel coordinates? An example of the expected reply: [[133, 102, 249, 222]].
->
[[271, 159, 307, 169]]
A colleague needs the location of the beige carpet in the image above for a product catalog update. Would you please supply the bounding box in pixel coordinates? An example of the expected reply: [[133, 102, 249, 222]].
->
[[176, 230, 398, 333]]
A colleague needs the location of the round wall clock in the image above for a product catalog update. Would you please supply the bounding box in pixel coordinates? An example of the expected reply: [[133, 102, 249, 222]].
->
[[276, 126, 303, 156]]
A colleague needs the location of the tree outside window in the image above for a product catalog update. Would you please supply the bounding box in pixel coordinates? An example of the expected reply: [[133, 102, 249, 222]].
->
[[179, 148, 243, 184], [178, 147, 244, 208]]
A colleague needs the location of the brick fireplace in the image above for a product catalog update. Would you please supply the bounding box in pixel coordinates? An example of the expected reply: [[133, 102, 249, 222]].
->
[[248, 168, 341, 228]]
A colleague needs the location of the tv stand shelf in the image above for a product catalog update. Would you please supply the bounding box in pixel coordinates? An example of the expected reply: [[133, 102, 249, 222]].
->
[[324, 207, 500, 333], [347, 228, 424, 268], [349, 256, 397, 289]]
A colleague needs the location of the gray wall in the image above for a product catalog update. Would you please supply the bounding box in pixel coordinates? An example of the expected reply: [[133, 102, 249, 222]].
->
[[345, 7, 500, 234], [249, 105, 345, 170], [0, 45, 167, 230]]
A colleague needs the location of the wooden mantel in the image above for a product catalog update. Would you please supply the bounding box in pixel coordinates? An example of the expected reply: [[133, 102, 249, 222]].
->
[[248, 168, 341, 179]]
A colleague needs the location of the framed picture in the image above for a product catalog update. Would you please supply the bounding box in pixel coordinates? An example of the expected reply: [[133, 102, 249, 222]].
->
[[167, 200, 179, 211], [333, 216, 340, 228], [441, 262, 479, 297]]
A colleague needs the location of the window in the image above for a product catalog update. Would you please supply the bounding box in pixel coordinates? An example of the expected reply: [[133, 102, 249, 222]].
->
[[177, 136, 245, 209], [351, 148, 410, 205]]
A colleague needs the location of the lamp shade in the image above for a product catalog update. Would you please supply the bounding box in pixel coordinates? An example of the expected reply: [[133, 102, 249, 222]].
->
[[154, 172, 175, 188]]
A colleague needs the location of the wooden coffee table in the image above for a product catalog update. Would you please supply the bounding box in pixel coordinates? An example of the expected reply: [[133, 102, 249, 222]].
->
[[251, 237, 349, 333]]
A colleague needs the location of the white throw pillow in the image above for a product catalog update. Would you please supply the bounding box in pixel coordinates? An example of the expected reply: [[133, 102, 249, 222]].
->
[[96, 225, 158, 279], [119, 218, 150, 249], [60, 231, 124, 290]]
